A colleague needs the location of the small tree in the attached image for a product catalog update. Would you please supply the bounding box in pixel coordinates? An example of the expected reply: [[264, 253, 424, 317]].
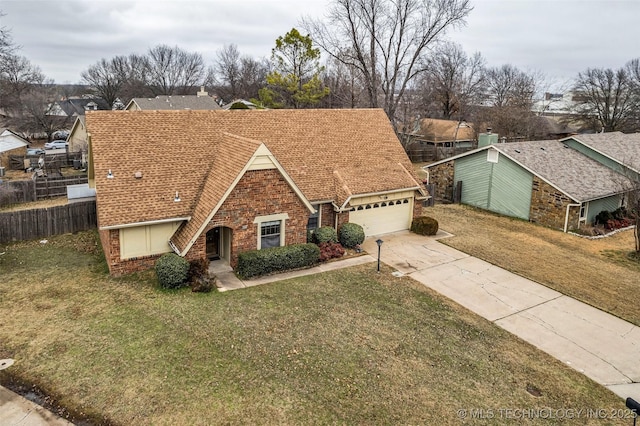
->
[[257, 28, 329, 108]]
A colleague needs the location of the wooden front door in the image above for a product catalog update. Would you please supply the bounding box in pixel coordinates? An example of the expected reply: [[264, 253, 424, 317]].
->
[[206, 227, 220, 260]]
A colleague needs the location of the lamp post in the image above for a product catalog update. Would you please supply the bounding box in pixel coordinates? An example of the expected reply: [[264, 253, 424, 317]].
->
[[376, 239, 383, 272]]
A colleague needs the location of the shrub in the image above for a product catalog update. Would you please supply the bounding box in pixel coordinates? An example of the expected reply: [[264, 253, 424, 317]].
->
[[236, 243, 320, 279], [595, 210, 613, 225], [314, 226, 338, 244], [411, 216, 439, 236], [318, 242, 346, 262], [191, 275, 216, 293], [187, 258, 209, 282], [339, 223, 365, 248], [155, 253, 190, 289]]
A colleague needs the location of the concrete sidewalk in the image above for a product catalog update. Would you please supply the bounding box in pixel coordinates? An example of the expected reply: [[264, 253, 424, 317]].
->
[[0, 384, 73, 426], [211, 253, 377, 292], [361, 230, 640, 401]]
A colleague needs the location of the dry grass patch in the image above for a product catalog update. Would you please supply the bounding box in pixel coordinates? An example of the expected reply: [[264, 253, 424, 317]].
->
[[0, 231, 628, 425], [425, 203, 640, 326]]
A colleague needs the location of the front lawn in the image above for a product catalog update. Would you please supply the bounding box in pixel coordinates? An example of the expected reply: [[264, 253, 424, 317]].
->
[[0, 232, 626, 425]]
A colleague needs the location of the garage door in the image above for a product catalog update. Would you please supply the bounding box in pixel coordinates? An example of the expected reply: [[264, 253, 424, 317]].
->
[[350, 198, 413, 236]]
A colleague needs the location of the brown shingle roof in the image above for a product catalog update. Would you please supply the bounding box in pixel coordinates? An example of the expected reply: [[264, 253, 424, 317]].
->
[[87, 109, 422, 229]]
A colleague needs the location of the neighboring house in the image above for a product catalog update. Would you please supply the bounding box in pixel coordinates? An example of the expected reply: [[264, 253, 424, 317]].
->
[[400, 118, 476, 162], [67, 116, 87, 153], [425, 135, 634, 231], [222, 99, 260, 110], [126, 87, 221, 111], [86, 109, 427, 276], [0, 128, 28, 170], [48, 97, 111, 117]]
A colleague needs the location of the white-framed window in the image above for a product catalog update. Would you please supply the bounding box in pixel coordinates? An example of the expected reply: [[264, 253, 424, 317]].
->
[[579, 202, 587, 221], [487, 149, 499, 163], [261, 220, 281, 249], [254, 213, 289, 249], [307, 204, 320, 232]]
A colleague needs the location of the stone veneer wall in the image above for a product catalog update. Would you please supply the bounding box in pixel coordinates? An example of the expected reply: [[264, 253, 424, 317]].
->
[[190, 168, 310, 268], [529, 176, 580, 230], [427, 161, 455, 201]]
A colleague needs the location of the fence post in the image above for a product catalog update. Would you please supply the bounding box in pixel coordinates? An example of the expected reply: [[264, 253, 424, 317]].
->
[[453, 181, 462, 203]]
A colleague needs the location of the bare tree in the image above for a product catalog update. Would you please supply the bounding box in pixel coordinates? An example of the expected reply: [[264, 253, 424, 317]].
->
[[81, 57, 127, 108], [572, 66, 637, 132], [0, 11, 16, 58], [419, 42, 485, 120], [485, 64, 536, 109], [214, 44, 242, 100], [320, 55, 366, 108], [212, 44, 269, 102], [145, 45, 206, 96], [0, 54, 45, 114], [14, 82, 71, 140], [469, 64, 543, 140], [304, 0, 472, 126]]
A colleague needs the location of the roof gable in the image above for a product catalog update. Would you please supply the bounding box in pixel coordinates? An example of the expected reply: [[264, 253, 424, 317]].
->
[[170, 133, 314, 255]]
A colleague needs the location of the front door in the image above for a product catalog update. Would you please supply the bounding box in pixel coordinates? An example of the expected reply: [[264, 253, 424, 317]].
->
[[206, 227, 220, 260]]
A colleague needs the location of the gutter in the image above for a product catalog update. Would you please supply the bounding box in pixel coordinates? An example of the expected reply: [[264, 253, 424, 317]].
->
[[99, 216, 191, 230], [564, 203, 581, 233]]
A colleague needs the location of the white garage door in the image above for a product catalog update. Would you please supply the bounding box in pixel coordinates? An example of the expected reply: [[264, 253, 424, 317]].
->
[[350, 198, 413, 236]]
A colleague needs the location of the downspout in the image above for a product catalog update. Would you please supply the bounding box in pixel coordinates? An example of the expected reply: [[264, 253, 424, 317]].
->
[[564, 203, 581, 233]]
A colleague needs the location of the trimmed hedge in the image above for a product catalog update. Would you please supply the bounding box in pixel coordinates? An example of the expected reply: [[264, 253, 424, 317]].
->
[[155, 253, 190, 289], [411, 216, 439, 236], [339, 223, 365, 248], [236, 243, 321, 279], [314, 226, 338, 244]]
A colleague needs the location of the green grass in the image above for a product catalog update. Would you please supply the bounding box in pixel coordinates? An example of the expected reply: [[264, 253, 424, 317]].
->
[[0, 231, 627, 425]]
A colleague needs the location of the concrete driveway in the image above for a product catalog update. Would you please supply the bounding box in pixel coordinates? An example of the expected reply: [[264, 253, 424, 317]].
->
[[361, 230, 640, 401]]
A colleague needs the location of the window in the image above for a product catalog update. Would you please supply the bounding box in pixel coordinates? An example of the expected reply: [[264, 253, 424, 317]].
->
[[579, 203, 587, 221], [261, 221, 281, 249], [487, 149, 499, 163], [307, 204, 320, 232], [254, 213, 289, 249]]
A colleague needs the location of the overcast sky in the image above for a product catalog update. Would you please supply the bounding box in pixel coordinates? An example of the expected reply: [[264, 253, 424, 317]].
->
[[2, 0, 639, 89]]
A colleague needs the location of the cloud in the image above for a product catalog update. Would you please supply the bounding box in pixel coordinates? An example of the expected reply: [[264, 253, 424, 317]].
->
[[2, 0, 638, 84]]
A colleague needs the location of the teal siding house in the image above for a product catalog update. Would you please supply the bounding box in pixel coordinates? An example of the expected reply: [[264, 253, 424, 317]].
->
[[425, 132, 639, 231]]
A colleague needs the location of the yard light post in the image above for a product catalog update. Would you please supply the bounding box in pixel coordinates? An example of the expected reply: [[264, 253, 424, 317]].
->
[[376, 239, 383, 272]]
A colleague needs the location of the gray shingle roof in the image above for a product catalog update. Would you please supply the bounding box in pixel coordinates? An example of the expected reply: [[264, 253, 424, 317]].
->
[[496, 140, 631, 202], [564, 132, 640, 173], [131, 95, 221, 110]]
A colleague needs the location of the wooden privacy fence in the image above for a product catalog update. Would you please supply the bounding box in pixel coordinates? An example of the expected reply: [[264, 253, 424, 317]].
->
[[8, 152, 82, 171], [0, 179, 37, 204], [35, 175, 88, 199], [0, 200, 96, 243]]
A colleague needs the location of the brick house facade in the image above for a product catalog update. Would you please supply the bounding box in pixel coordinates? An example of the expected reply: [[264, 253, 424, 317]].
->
[[195, 169, 310, 268]]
